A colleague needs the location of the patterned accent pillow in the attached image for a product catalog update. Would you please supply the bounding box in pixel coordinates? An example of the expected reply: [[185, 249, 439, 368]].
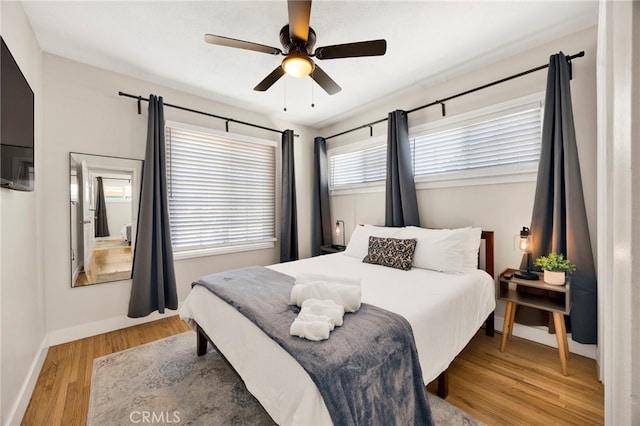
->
[[362, 236, 418, 271]]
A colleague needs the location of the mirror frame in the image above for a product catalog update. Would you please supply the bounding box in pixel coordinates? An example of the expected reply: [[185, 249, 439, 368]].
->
[[69, 152, 143, 287]]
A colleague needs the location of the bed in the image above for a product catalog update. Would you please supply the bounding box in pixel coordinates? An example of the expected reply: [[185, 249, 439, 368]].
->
[[120, 223, 131, 245], [180, 226, 495, 425]]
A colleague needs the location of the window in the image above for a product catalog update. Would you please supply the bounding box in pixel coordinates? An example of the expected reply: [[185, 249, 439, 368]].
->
[[102, 178, 132, 201], [412, 101, 542, 187], [329, 141, 386, 187], [165, 121, 277, 258], [328, 94, 543, 192]]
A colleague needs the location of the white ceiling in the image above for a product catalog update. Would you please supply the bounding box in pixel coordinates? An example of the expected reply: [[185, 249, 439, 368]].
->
[[22, 1, 598, 129]]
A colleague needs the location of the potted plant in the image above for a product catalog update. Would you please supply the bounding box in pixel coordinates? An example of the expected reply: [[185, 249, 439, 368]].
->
[[534, 253, 576, 285]]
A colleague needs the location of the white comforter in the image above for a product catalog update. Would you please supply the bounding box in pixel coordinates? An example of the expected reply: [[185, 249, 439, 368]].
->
[[180, 253, 495, 425]]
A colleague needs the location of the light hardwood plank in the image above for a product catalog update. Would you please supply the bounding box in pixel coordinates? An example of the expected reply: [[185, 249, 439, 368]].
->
[[22, 316, 603, 425], [443, 331, 604, 425]]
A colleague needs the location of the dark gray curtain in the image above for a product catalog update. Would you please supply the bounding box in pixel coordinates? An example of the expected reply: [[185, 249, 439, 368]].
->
[[311, 137, 332, 256], [280, 129, 299, 262], [385, 110, 420, 227], [521, 53, 597, 344], [94, 176, 110, 237], [128, 95, 178, 318]]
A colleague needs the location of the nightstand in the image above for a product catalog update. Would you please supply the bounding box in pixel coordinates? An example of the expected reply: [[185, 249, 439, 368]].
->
[[320, 245, 346, 255], [497, 268, 571, 375]]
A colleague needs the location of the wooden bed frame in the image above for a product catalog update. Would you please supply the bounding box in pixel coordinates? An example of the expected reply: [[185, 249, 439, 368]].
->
[[195, 230, 495, 402]]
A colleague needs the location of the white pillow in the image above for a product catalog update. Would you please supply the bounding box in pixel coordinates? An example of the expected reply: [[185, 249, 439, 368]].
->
[[399, 226, 470, 273], [464, 227, 483, 269], [343, 224, 403, 259]]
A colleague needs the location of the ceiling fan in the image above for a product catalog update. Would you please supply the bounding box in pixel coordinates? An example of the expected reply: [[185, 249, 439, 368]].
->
[[204, 0, 387, 95]]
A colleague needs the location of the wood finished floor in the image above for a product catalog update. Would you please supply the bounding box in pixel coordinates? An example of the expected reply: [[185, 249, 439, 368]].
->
[[22, 316, 603, 425]]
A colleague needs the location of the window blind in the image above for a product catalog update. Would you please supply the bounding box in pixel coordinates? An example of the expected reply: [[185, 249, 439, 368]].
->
[[328, 98, 542, 191], [329, 143, 386, 187], [165, 124, 276, 252], [413, 108, 542, 177]]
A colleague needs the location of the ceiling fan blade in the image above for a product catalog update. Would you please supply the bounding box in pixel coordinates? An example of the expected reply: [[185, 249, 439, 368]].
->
[[254, 66, 285, 91], [311, 65, 341, 95], [288, 0, 312, 42], [205, 34, 282, 55], [315, 39, 387, 60]]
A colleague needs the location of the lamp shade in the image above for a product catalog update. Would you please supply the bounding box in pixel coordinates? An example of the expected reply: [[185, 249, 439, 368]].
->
[[282, 55, 314, 78], [519, 226, 531, 252], [335, 220, 345, 247]]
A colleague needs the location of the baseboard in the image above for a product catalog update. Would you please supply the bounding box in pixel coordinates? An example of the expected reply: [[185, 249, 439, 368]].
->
[[48, 305, 182, 346], [495, 315, 597, 359], [7, 307, 184, 425], [5, 335, 48, 426]]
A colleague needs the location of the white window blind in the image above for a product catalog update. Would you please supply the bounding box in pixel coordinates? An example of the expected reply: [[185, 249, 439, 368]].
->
[[413, 107, 542, 178], [165, 122, 276, 255], [328, 95, 543, 192], [329, 143, 386, 187]]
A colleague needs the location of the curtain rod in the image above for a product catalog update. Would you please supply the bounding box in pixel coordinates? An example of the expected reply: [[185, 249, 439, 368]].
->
[[97, 177, 131, 182], [118, 91, 298, 137], [325, 50, 585, 140]]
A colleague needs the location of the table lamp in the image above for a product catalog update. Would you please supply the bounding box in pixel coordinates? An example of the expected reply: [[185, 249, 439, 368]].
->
[[514, 226, 539, 280], [335, 220, 345, 248]]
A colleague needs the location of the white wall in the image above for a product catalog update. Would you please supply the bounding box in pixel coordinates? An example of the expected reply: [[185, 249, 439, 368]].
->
[[597, 1, 640, 424], [319, 27, 598, 353], [0, 2, 47, 424], [41, 53, 315, 340], [104, 199, 131, 239]]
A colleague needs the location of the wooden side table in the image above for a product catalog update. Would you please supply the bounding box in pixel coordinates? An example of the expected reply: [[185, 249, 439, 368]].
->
[[497, 268, 571, 375], [320, 245, 346, 255]]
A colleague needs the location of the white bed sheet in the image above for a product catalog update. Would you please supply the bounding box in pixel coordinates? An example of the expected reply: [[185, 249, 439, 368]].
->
[[179, 253, 495, 425]]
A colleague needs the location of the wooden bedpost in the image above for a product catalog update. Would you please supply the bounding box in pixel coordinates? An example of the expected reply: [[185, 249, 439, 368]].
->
[[437, 371, 448, 399], [481, 231, 495, 338], [197, 325, 208, 356], [485, 312, 495, 337]]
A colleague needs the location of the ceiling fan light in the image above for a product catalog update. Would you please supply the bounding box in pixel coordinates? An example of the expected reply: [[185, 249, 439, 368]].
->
[[282, 55, 313, 78]]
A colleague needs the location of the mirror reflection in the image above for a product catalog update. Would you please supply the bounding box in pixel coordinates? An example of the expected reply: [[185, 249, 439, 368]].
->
[[70, 153, 143, 287]]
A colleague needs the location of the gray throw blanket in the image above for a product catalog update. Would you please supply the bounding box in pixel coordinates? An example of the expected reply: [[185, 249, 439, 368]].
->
[[193, 266, 433, 426]]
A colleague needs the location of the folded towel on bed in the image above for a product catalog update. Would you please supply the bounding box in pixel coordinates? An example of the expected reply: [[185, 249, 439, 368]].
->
[[290, 318, 332, 341], [295, 273, 361, 287], [296, 311, 336, 331], [300, 299, 345, 327], [290, 275, 362, 312]]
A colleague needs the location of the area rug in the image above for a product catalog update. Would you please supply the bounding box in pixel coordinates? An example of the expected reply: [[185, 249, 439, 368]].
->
[[88, 331, 484, 425]]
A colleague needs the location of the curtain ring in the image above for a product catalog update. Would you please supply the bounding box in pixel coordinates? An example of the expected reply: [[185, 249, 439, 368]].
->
[[137, 97, 142, 115], [225, 120, 230, 132]]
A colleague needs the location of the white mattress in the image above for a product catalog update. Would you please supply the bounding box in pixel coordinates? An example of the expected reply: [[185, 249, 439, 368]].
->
[[180, 253, 495, 425]]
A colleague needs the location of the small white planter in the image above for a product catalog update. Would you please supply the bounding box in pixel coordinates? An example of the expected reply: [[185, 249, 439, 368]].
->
[[544, 270, 566, 285]]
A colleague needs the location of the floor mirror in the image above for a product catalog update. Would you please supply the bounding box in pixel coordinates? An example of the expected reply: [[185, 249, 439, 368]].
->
[[70, 152, 143, 287]]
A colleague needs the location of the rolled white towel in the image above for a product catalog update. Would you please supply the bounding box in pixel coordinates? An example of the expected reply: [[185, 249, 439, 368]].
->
[[301, 299, 345, 327], [295, 273, 361, 287], [290, 281, 361, 312], [296, 311, 335, 331], [289, 319, 331, 341]]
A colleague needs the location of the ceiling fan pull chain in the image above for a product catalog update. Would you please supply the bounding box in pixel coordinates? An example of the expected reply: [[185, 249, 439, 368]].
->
[[283, 77, 288, 112], [311, 74, 315, 108]]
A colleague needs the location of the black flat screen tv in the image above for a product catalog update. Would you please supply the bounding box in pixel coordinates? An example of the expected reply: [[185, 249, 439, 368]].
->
[[1, 36, 35, 191]]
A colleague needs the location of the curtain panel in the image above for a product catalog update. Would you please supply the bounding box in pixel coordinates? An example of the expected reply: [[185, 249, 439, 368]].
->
[[94, 176, 110, 237], [522, 53, 597, 344], [280, 129, 299, 262], [385, 110, 420, 227], [312, 137, 332, 256], [128, 94, 178, 318]]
